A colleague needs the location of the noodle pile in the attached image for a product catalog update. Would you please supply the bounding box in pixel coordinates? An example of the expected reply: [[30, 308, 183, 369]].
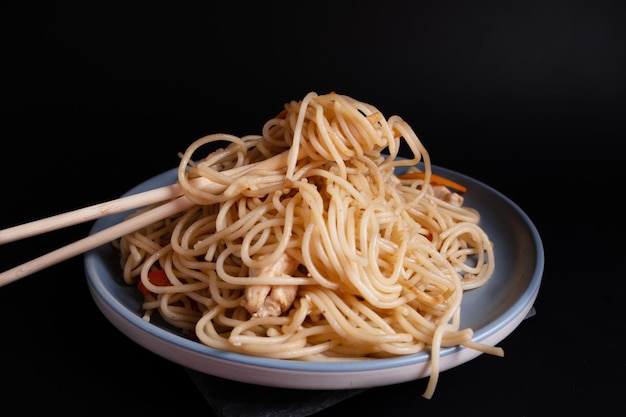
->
[[114, 91, 500, 398]]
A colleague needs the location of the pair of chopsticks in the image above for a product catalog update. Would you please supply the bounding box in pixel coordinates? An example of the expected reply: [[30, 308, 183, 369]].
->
[[0, 183, 192, 287], [0, 150, 293, 288]]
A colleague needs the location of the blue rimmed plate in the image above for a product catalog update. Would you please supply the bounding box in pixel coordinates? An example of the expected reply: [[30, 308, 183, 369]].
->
[[84, 163, 543, 389]]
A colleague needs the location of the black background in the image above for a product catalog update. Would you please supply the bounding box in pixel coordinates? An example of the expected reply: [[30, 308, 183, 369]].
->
[[1, 1, 624, 416]]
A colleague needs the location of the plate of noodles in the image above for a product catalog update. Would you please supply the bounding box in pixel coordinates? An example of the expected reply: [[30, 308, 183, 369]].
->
[[84, 92, 543, 398]]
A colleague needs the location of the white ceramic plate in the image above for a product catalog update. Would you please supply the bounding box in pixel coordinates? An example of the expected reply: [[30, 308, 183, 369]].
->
[[84, 163, 544, 390]]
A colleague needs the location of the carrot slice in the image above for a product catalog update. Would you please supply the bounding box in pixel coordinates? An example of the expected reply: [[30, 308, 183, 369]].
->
[[137, 269, 170, 296], [398, 171, 467, 193]]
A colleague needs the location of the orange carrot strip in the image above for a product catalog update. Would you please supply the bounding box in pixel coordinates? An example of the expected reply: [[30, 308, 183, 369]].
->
[[398, 171, 467, 193], [137, 269, 170, 296]]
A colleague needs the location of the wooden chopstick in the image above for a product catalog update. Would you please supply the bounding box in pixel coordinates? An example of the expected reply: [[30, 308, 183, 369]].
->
[[0, 183, 184, 245]]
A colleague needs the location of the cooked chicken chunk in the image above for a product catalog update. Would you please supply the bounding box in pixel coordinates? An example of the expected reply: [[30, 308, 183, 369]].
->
[[241, 253, 299, 318], [432, 185, 464, 207]]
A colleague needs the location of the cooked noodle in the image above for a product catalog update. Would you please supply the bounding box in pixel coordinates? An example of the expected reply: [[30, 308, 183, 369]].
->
[[113, 91, 500, 398]]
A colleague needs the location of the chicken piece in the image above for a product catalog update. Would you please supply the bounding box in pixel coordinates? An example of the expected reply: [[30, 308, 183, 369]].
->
[[252, 285, 299, 318], [241, 253, 300, 318], [432, 185, 464, 207]]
